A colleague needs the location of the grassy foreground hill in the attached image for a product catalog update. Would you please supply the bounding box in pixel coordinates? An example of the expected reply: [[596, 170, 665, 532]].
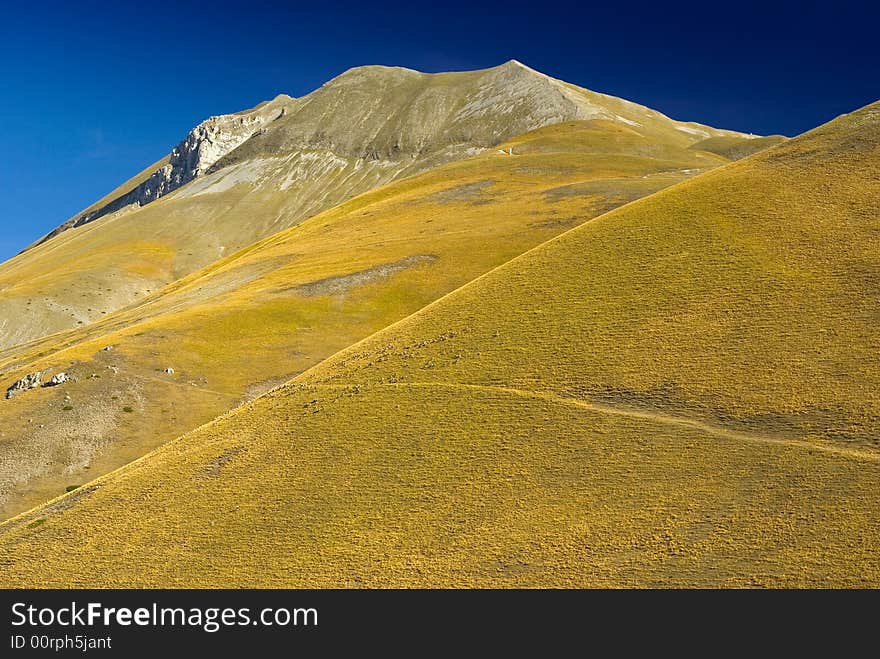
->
[[0, 119, 729, 519], [0, 102, 876, 587]]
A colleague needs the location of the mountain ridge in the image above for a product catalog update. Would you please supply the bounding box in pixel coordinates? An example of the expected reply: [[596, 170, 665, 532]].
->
[[0, 60, 769, 356], [28, 94, 296, 249], [0, 61, 794, 521], [30, 60, 756, 251]]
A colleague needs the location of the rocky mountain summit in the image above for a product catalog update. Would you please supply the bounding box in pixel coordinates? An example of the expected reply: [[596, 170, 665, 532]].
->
[[0, 60, 795, 526], [32, 60, 750, 248]]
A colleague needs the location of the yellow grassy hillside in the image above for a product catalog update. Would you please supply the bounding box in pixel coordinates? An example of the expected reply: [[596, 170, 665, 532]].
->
[[0, 103, 876, 588], [0, 120, 721, 519], [311, 104, 880, 449]]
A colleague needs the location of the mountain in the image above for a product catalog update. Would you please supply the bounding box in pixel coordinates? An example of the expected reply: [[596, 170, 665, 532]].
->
[[0, 60, 762, 354], [0, 99, 875, 587], [0, 62, 771, 519], [0, 118, 730, 519]]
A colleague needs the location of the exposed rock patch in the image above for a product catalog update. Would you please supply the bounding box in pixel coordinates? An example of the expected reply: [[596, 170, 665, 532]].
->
[[292, 255, 437, 297], [197, 447, 246, 479], [416, 180, 496, 205], [5, 371, 44, 400], [0, 383, 142, 510], [29, 95, 294, 248]]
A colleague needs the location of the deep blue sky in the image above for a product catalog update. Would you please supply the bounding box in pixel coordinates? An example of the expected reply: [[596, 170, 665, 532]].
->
[[1, 0, 877, 260]]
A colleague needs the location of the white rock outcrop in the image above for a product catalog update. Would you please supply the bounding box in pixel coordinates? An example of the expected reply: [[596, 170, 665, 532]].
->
[[5, 371, 45, 399], [43, 372, 70, 387]]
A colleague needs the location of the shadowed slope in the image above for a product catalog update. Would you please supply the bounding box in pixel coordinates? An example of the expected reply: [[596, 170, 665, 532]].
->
[[0, 102, 877, 587]]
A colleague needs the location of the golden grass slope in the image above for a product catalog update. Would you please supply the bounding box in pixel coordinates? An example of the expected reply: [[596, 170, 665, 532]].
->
[[2, 383, 878, 587], [1, 102, 877, 587], [0, 120, 723, 519], [311, 105, 880, 449]]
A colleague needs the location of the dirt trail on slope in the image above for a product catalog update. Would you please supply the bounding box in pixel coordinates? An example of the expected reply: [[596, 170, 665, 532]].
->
[[309, 381, 880, 463]]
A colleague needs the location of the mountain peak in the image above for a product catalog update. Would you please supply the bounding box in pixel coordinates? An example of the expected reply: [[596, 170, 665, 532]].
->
[[500, 58, 530, 70], [493, 58, 545, 77], [330, 60, 542, 85]]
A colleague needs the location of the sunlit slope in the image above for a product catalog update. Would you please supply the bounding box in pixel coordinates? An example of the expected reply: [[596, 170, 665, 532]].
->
[[1, 383, 877, 587], [0, 60, 755, 352], [310, 103, 880, 448], [1, 104, 878, 587], [0, 120, 723, 519]]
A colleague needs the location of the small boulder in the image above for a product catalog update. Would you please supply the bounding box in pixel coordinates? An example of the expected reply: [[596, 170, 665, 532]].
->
[[43, 372, 70, 388], [163, 367, 175, 375]]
